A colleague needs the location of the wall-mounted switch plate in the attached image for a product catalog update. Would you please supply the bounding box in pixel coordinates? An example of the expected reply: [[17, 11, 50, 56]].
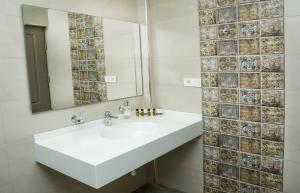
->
[[183, 78, 201, 88], [105, 76, 117, 83]]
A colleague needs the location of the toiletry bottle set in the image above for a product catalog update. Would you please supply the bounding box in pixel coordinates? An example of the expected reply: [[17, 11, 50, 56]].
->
[[135, 108, 163, 117]]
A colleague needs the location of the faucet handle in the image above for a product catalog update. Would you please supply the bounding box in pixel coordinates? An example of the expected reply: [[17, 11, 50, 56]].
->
[[105, 111, 111, 118], [105, 111, 118, 119]]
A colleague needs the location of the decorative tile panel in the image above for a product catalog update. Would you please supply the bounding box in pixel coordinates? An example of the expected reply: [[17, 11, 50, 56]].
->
[[240, 90, 261, 105], [220, 164, 239, 179], [261, 124, 284, 142], [204, 117, 220, 131], [261, 55, 284, 72], [219, 104, 239, 119], [262, 73, 285, 89], [241, 137, 261, 154], [219, 73, 239, 88], [219, 134, 239, 150], [200, 10, 217, 25], [200, 0, 285, 192], [204, 146, 220, 161], [240, 73, 261, 89], [261, 156, 283, 175], [261, 37, 285, 54], [239, 38, 260, 55], [240, 153, 261, 170], [204, 131, 219, 146], [217, 7, 237, 24], [240, 122, 261, 138], [240, 183, 260, 193], [220, 149, 239, 165], [199, 0, 217, 9], [201, 58, 219, 71], [200, 26, 217, 40], [220, 89, 238, 103], [218, 24, 237, 39], [240, 168, 260, 185], [239, 56, 261, 72], [261, 18, 284, 37], [262, 140, 284, 158], [239, 21, 260, 38], [202, 73, 219, 87], [217, 0, 236, 7], [262, 90, 284, 107], [203, 88, 219, 102], [240, 106, 261, 122], [217, 40, 238, 56], [239, 3, 259, 21], [219, 57, 238, 71], [203, 102, 220, 117], [220, 119, 240, 135], [261, 172, 283, 191], [220, 178, 238, 193], [204, 173, 220, 189], [204, 159, 220, 174], [262, 107, 285, 124], [68, 12, 107, 104]]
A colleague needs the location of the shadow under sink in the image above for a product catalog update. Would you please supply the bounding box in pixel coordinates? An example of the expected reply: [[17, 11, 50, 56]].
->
[[133, 184, 186, 193]]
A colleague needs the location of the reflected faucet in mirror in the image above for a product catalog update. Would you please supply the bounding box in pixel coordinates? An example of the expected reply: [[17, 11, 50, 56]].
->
[[71, 114, 85, 125]]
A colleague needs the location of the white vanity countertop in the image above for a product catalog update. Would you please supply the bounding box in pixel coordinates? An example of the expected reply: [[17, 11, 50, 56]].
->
[[34, 110, 202, 188]]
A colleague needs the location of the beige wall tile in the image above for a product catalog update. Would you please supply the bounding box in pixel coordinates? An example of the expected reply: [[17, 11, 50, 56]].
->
[[156, 138, 203, 193], [0, 59, 29, 102], [0, 147, 12, 188], [152, 84, 201, 113], [285, 0, 300, 17], [0, 15, 25, 58], [284, 160, 300, 193], [284, 6, 300, 192]]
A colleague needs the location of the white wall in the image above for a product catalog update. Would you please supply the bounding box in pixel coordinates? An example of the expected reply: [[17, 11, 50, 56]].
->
[[0, 0, 149, 193], [284, 0, 300, 192], [149, 0, 201, 113], [46, 9, 75, 110], [148, 0, 203, 193]]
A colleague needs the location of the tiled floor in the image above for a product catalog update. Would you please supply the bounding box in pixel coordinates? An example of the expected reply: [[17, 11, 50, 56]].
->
[[133, 184, 186, 193]]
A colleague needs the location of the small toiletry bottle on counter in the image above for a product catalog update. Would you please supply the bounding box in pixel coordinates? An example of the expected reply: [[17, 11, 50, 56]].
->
[[140, 109, 144, 116], [152, 108, 156, 116], [136, 109, 140, 116], [147, 108, 151, 116]]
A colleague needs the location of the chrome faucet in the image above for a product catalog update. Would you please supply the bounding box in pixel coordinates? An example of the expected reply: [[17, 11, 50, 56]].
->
[[104, 111, 118, 126], [71, 114, 85, 125]]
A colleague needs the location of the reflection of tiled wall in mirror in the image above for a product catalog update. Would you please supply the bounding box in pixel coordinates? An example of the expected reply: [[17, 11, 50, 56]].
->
[[68, 12, 108, 105], [200, 0, 285, 192]]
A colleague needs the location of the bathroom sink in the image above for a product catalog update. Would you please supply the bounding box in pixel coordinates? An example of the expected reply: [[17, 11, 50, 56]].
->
[[100, 122, 160, 140], [34, 110, 202, 189]]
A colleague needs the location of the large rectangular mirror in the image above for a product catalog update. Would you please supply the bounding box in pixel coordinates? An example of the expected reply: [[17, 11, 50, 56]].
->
[[22, 4, 147, 113]]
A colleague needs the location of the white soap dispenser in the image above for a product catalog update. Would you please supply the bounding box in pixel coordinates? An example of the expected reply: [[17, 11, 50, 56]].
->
[[119, 100, 132, 119]]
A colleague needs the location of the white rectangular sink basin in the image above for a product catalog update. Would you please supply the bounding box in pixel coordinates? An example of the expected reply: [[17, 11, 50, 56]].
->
[[34, 110, 202, 189]]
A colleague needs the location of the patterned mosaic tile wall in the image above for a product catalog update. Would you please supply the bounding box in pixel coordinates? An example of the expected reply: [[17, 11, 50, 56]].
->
[[199, 0, 285, 192], [68, 13, 108, 105]]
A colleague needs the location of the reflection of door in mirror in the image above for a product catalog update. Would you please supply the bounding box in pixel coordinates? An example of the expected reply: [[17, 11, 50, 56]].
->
[[25, 26, 52, 113]]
